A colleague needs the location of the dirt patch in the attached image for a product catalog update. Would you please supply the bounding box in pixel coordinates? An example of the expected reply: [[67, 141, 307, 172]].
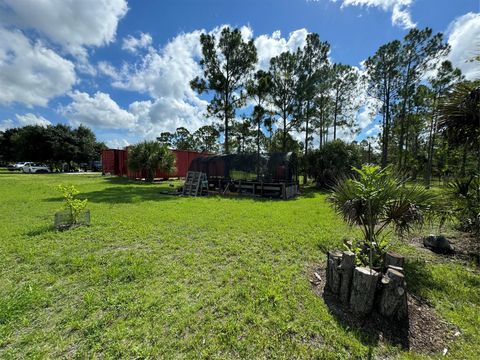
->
[[410, 233, 479, 265], [309, 265, 458, 355]]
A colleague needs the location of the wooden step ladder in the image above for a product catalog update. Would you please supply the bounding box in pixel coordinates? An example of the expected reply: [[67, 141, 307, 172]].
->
[[183, 171, 208, 196]]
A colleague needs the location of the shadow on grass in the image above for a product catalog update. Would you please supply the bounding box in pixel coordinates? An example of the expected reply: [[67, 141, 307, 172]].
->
[[299, 185, 331, 198], [322, 289, 410, 351], [404, 259, 447, 296], [25, 224, 56, 237], [311, 266, 416, 352], [201, 184, 330, 202], [44, 185, 178, 204]]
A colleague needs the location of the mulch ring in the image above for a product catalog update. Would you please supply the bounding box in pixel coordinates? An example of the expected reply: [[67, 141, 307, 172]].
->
[[309, 265, 460, 355], [409, 233, 479, 265]]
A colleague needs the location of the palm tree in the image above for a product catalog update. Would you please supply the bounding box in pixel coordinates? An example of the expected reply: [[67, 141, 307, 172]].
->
[[127, 141, 176, 183], [330, 165, 434, 268], [437, 80, 480, 175]]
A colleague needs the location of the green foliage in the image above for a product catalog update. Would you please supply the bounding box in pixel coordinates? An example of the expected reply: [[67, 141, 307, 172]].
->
[[0, 124, 105, 167], [268, 51, 298, 152], [305, 140, 361, 188], [438, 80, 480, 149], [56, 184, 88, 227], [269, 129, 301, 153], [295, 34, 330, 156], [344, 236, 390, 269], [157, 125, 220, 153], [127, 141, 176, 182], [330, 164, 434, 268], [330, 63, 360, 140], [191, 27, 257, 154], [448, 176, 480, 235]]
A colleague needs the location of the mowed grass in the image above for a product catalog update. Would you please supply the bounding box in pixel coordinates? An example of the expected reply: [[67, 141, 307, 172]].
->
[[0, 171, 479, 359]]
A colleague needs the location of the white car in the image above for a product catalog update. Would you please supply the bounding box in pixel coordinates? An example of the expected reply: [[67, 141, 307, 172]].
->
[[22, 163, 51, 173], [12, 162, 28, 170]]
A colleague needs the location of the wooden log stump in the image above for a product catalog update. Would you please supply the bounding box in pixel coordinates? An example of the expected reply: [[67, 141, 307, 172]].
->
[[326, 250, 342, 294], [387, 264, 404, 274], [339, 251, 356, 304], [350, 267, 380, 315], [385, 252, 405, 269], [379, 268, 408, 319]]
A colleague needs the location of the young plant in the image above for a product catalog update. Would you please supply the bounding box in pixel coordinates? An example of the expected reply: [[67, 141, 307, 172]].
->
[[330, 165, 434, 268], [57, 185, 88, 226]]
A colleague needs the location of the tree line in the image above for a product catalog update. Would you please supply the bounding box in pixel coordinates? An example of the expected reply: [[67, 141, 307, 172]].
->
[[0, 124, 106, 170], [157, 26, 477, 186]]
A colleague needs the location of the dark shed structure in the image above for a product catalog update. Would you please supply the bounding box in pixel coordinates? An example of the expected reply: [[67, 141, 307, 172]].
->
[[188, 152, 298, 199]]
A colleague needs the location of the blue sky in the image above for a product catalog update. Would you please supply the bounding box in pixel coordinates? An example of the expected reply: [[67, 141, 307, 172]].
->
[[0, 0, 478, 149]]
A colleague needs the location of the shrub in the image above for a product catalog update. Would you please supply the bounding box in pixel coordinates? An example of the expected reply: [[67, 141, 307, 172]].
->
[[330, 165, 434, 268], [448, 175, 480, 235], [127, 141, 176, 183], [305, 140, 361, 188], [56, 185, 88, 227]]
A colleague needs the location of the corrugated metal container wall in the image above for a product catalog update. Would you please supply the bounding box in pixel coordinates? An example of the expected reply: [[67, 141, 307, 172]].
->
[[118, 150, 127, 176], [175, 150, 189, 177], [103, 148, 211, 179], [102, 150, 116, 174], [155, 150, 210, 178]]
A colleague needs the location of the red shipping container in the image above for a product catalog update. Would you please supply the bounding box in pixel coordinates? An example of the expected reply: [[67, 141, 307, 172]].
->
[[101, 149, 116, 174], [103, 148, 211, 179]]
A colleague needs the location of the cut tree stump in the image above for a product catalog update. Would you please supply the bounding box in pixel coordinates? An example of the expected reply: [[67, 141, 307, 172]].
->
[[350, 267, 380, 315], [385, 252, 405, 269], [387, 265, 404, 274], [379, 268, 408, 319], [326, 250, 342, 295], [339, 251, 356, 304]]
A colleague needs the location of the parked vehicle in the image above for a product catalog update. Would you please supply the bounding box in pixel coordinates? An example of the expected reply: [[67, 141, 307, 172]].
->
[[8, 162, 28, 171], [22, 163, 51, 173]]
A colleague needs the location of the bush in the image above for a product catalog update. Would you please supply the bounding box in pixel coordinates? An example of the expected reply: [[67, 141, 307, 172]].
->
[[305, 140, 361, 188], [127, 141, 176, 182], [448, 175, 480, 235], [56, 185, 88, 228], [330, 165, 434, 268]]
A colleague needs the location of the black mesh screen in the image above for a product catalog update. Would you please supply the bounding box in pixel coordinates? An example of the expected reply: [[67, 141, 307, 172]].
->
[[189, 152, 298, 182]]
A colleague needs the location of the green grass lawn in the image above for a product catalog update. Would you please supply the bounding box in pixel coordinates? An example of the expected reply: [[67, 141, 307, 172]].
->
[[0, 171, 478, 359]]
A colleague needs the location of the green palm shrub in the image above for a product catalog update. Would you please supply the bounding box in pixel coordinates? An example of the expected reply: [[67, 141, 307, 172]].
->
[[127, 141, 176, 183], [448, 175, 480, 235], [330, 165, 434, 268]]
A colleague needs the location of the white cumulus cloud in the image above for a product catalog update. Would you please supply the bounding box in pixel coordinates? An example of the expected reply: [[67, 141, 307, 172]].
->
[[99, 26, 311, 139], [254, 29, 309, 70], [0, 0, 128, 75], [60, 91, 136, 129], [446, 12, 480, 80], [329, 0, 416, 29], [0, 0, 128, 55], [0, 119, 14, 132], [0, 27, 76, 107], [122, 32, 153, 53], [105, 138, 130, 149], [15, 113, 52, 127]]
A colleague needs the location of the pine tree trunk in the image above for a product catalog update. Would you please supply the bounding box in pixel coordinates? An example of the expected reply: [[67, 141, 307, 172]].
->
[[303, 103, 310, 185], [282, 109, 287, 152]]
